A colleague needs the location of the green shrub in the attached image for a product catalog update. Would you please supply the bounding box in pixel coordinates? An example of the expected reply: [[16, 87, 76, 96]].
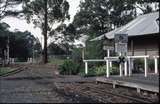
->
[[94, 65, 106, 76], [133, 59, 144, 73], [109, 66, 119, 75], [58, 59, 80, 75], [148, 59, 154, 72], [82, 64, 119, 77], [0, 67, 12, 75], [71, 48, 82, 64]]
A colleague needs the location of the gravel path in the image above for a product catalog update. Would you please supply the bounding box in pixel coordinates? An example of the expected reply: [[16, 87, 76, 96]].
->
[[0, 64, 158, 103], [0, 65, 98, 103]]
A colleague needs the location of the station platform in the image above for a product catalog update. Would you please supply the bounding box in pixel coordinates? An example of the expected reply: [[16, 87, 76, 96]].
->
[[96, 73, 159, 93]]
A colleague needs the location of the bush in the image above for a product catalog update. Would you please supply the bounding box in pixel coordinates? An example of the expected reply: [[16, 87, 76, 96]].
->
[[58, 59, 80, 75], [71, 48, 82, 64], [148, 59, 154, 72], [94, 65, 106, 76], [133, 59, 144, 73], [109, 66, 119, 75], [82, 64, 119, 77]]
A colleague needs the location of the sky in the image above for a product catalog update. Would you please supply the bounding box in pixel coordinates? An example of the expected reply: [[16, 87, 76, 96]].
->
[[1, 0, 81, 47], [1, 1, 157, 48]]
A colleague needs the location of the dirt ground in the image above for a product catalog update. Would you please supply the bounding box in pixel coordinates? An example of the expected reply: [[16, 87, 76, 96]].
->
[[0, 64, 159, 103], [0, 64, 99, 103]]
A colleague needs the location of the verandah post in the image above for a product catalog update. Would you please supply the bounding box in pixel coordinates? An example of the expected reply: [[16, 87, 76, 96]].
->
[[144, 57, 147, 77], [154, 56, 158, 74], [85, 61, 88, 74], [106, 59, 109, 77], [124, 61, 127, 76]]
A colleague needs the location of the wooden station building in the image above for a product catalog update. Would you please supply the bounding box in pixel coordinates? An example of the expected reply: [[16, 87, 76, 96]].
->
[[87, 11, 159, 77], [91, 12, 159, 57]]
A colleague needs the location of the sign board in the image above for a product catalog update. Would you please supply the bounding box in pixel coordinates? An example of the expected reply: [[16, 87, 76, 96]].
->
[[115, 34, 128, 43], [115, 43, 127, 53], [103, 46, 114, 50], [103, 40, 114, 50], [114, 34, 128, 55]]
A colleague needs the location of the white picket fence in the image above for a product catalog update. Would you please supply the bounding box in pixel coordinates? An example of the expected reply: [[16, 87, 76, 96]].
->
[[83, 55, 159, 77]]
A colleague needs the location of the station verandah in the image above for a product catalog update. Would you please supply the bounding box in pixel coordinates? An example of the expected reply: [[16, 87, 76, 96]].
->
[[83, 12, 159, 93]]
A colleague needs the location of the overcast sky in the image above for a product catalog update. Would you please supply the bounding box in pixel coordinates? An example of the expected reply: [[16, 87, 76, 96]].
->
[[2, 1, 157, 47], [1, 0, 81, 47]]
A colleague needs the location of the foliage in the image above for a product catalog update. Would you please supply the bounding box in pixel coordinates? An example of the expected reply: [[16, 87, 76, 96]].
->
[[22, 0, 70, 63], [148, 59, 155, 72], [53, 23, 77, 44], [73, 0, 159, 33], [48, 58, 65, 66], [71, 48, 82, 64], [0, 22, 40, 61], [81, 64, 119, 77], [73, 0, 136, 38], [0, 67, 12, 75], [0, 0, 23, 19], [85, 40, 104, 60], [58, 59, 80, 75], [72, 0, 159, 48], [133, 59, 144, 73], [48, 43, 66, 55], [109, 66, 119, 75]]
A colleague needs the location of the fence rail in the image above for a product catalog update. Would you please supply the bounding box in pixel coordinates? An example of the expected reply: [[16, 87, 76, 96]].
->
[[83, 55, 159, 78]]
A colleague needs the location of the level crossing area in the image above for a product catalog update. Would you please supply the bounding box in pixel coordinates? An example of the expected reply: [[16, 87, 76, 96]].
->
[[83, 55, 159, 94]]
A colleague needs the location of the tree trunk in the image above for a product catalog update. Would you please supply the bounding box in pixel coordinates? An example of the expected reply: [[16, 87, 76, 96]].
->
[[43, 0, 48, 63], [6, 36, 10, 65]]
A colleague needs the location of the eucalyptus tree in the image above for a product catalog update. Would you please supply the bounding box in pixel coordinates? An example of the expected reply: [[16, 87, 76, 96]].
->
[[72, 0, 159, 59], [0, 22, 10, 65], [73, 0, 159, 38], [0, 0, 23, 20], [9, 31, 37, 61], [22, 0, 70, 63]]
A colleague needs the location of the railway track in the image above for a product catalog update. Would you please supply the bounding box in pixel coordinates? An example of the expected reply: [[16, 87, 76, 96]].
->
[[0, 66, 27, 78], [86, 85, 153, 103], [1, 65, 157, 103], [57, 82, 157, 103]]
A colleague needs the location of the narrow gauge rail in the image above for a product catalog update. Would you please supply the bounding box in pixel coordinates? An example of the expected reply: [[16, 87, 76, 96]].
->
[[60, 83, 157, 103], [0, 66, 27, 78], [2, 65, 157, 103]]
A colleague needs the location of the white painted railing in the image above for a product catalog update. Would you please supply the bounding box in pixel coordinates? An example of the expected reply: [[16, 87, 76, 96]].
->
[[153, 56, 159, 74], [83, 55, 159, 78], [127, 55, 149, 77]]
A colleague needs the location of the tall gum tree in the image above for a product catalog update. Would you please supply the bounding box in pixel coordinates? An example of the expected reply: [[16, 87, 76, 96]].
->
[[0, 0, 23, 20], [22, 0, 70, 63]]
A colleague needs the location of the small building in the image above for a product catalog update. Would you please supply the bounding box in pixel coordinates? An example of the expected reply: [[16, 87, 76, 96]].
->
[[85, 12, 159, 77], [91, 12, 159, 57]]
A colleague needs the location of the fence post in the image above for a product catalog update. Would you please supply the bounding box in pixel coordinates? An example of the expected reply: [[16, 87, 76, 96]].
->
[[154, 56, 158, 74], [124, 61, 127, 76], [119, 63, 122, 77], [85, 61, 88, 75], [128, 57, 131, 76], [144, 57, 147, 77], [106, 60, 109, 77], [109, 61, 112, 68], [107, 49, 110, 57]]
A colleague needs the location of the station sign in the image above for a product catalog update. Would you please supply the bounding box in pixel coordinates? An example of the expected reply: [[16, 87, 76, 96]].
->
[[103, 39, 114, 50], [114, 34, 128, 54], [115, 34, 128, 43], [115, 43, 127, 53]]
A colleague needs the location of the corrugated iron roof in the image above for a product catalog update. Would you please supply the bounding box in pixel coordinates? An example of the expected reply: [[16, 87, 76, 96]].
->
[[90, 12, 159, 41]]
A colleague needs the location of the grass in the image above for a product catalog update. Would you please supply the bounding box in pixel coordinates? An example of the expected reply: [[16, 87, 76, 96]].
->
[[0, 67, 13, 76], [48, 58, 65, 65]]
